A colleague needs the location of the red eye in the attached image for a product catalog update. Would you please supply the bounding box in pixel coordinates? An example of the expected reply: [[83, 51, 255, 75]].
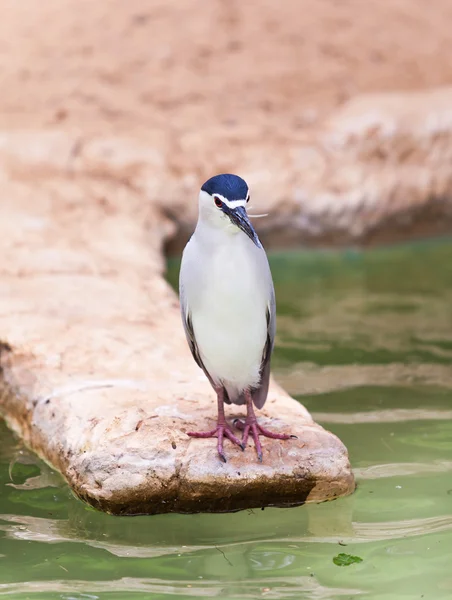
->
[[214, 196, 223, 208]]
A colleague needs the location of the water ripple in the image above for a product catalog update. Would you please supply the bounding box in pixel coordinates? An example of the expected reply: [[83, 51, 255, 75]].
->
[[1, 512, 451, 555], [0, 576, 363, 599], [354, 460, 452, 479]]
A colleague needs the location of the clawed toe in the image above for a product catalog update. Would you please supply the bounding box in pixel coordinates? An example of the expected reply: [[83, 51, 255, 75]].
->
[[223, 427, 242, 446], [187, 422, 242, 462], [234, 418, 295, 462], [256, 423, 293, 441], [187, 428, 218, 438]]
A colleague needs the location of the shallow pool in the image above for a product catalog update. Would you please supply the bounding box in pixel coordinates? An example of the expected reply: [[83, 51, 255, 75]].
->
[[1, 239, 451, 599]]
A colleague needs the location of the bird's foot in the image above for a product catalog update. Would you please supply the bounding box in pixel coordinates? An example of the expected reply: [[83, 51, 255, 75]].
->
[[187, 423, 243, 463], [233, 418, 296, 462]]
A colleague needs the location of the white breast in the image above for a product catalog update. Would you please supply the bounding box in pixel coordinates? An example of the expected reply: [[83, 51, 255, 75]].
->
[[181, 228, 271, 401]]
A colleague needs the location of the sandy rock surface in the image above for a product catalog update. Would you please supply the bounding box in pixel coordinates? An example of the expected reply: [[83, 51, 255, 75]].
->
[[2, 0, 452, 135], [1, 1, 452, 248]]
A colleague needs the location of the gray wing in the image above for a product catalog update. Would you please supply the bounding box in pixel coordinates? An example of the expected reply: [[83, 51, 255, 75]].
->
[[179, 277, 220, 394], [249, 282, 276, 409]]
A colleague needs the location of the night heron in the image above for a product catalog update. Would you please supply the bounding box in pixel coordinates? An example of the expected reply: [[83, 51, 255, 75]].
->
[[179, 174, 293, 462]]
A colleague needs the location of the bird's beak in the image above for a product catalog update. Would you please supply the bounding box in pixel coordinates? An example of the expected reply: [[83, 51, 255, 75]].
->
[[228, 205, 262, 248]]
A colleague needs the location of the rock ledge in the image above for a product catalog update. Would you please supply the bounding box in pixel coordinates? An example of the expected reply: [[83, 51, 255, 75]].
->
[[0, 140, 354, 514]]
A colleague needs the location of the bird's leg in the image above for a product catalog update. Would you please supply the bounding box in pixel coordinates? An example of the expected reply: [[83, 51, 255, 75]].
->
[[187, 388, 242, 463], [234, 390, 294, 462]]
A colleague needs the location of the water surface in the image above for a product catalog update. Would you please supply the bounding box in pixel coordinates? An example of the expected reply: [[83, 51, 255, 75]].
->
[[1, 239, 452, 599]]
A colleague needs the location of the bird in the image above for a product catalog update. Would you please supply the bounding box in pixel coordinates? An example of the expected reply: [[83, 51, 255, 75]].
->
[[179, 173, 294, 462]]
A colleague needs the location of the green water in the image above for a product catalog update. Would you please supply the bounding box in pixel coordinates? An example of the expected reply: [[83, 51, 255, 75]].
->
[[1, 239, 452, 599]]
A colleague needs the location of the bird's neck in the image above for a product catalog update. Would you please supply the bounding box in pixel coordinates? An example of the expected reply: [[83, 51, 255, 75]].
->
[[194, 218, 241, 248]]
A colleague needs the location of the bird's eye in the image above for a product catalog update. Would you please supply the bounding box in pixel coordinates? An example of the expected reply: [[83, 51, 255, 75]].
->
[[214, 196, 223, 208], [246, 196, 250, 203]]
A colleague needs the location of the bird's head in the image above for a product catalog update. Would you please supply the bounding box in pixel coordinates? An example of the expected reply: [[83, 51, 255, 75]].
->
[[197, 174, 261, 247]]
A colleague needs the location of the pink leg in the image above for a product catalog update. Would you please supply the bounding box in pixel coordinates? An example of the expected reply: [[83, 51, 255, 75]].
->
[[187, 389, 242, 463], [234, 390, 296, 462]]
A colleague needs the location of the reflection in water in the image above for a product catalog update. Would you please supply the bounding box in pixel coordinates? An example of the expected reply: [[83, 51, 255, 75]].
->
[[0, 576, 363, 599], [311, 408, 452, 423], [279, 363, 452, 396], [249, 551, 296, 571], [1, 239, 452, 599], [6, 447, 62, 491], [355, 460, 452, 479], [269, 242, 452, 390]]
